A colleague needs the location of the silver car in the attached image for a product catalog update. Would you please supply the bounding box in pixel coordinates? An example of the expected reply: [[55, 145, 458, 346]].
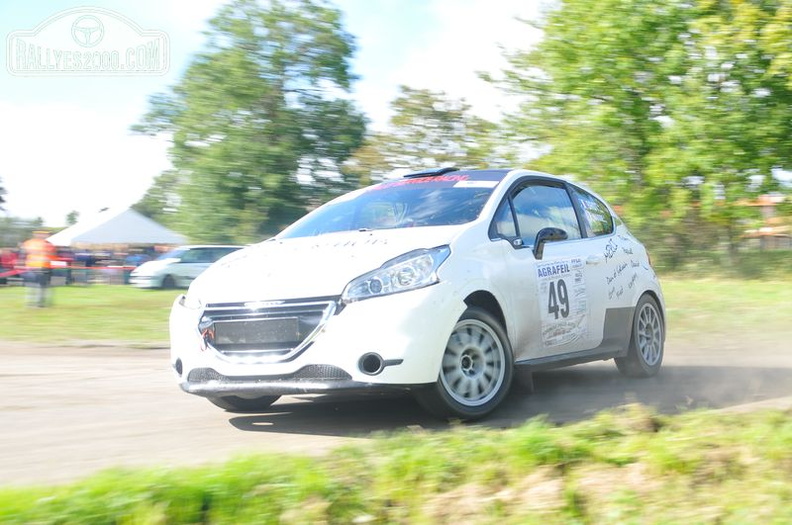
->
[[130, 245, 243, 289]]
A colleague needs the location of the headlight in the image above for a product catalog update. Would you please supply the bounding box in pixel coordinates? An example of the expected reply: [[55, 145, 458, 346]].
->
[[342, 246, 451, 303], [178, 293, 203, 310]]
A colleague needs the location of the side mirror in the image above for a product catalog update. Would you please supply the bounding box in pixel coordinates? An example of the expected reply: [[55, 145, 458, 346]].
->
[[533, 227, 568, 260]]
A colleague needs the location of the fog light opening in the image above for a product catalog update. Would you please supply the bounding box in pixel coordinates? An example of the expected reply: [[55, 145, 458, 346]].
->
[[359, 353, 385, 375], [174, 359, 183, 376]]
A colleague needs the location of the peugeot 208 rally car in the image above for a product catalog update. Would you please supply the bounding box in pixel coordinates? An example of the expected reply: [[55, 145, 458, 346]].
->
[[170, 168, 665, 420]]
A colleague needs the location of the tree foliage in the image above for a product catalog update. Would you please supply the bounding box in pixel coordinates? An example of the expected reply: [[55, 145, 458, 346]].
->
[[0, 216, 43, 249], [344, 86, 510, 184], [0, 175, 6, 211], [134, 0, 365, 242], [132, 170, 180, 225], [498, 0, 792, 265]]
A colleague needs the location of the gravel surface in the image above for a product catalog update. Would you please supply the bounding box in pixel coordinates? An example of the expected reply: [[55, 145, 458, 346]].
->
[[2, 338, 791, 487]]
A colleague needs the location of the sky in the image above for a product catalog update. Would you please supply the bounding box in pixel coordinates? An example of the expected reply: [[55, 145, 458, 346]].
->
[[0, 0, 544, 227]]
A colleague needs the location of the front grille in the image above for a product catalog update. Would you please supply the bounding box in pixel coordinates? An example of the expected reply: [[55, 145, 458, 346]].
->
[[200, 298, 337, 363], [187, 365, 352, 384]]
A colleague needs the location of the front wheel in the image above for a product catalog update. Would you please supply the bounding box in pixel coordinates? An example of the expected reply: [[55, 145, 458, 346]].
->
[[615, 294, 664, 377], [414, 307, 513, 420], [207, 395, 281, 413], [161, 275, 176, 289]]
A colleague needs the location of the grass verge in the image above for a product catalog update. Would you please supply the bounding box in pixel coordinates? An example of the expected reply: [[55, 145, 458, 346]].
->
[[0, 285, 176, 346], [2, 275, 791, 347], [0, 404, 790, 523], [661, 277, 792, 348]]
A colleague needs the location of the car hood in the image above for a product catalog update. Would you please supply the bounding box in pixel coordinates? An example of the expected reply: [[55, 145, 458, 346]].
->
[[187, 227, 464, 303], [131, 259, 175, 275]]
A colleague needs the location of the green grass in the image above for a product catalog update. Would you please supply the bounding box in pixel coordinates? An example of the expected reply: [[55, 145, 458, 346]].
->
[[1, 404, 790, 523], [661, 277, 792, 347], [2, 273, 791, 347], [0, 285, 177, 346]]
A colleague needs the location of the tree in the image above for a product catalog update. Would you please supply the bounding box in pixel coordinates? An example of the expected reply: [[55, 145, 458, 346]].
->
[[132, 170, 180, 224], [643, 0, 792, 256], [134, 0, 365, 242], [66, 211, 79, 226], [344, 86, 510, 183], [0, 216, 43, 249], [496, 0, 792, 265], [0, 175, 6, 212], [497, 0, 691, 196]]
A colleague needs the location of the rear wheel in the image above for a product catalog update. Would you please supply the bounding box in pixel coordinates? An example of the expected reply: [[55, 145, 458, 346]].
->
[[207, 395, 280, 413], [615, 294, 664, 377], [415, 307, 513, 420]]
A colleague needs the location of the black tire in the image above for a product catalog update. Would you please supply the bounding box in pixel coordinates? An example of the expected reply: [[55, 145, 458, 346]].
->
[[207, 395, 281, 413], [414, 307, 514, 421], [615, 294, 664, 378], [161, 275, 176, 289]]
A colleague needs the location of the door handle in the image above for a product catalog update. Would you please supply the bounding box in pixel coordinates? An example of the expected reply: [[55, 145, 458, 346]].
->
[[586, 255, 603, 265]]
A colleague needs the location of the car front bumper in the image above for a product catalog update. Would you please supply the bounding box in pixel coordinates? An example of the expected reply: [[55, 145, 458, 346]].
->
[[129, 274, 160, 288], [170, 283, 465, 398]]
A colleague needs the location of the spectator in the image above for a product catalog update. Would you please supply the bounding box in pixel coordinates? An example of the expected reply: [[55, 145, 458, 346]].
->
[[123, 249, 151, 284], [74, 250, 95, 285], [56, 247, 75, 285], [21, 230, 57, 307]]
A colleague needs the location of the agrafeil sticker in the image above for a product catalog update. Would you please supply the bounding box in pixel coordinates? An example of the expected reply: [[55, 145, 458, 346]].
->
[[536, 257, 587, 347]]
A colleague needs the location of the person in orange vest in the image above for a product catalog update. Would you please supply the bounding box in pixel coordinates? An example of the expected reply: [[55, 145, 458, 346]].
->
[[21, 230, 57, 307]]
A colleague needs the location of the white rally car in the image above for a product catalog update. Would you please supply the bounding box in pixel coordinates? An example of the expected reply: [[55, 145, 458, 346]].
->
[[170, 168, 665, 420]]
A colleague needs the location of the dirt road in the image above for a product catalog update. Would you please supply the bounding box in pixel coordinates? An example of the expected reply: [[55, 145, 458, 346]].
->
[[2, 339, 791, 487]]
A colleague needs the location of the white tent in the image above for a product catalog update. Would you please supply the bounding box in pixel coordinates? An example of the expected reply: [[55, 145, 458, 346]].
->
[[47, 208, 187, 247]]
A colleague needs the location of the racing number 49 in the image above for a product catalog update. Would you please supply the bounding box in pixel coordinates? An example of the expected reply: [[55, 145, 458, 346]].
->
[[548, 279, 569, 320]]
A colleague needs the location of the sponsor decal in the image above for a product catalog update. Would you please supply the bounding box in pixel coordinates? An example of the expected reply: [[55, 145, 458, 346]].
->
[[371, 174, 470, 191], [245, 300, 285, 309], [536, 257, 587, 347], [453, 180, 499, 188]]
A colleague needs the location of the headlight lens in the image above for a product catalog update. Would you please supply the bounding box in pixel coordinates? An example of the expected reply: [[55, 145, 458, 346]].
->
[[178, 293, 203, 310], [342, 246, 451, 303]]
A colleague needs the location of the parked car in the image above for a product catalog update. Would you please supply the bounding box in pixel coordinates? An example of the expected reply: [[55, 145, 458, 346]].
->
[[130, 245, 243, 289], [169, 168, 665, 420]]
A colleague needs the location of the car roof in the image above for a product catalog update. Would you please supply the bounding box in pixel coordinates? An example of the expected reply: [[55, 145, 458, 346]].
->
[[401, 167, 511, 180], [394, 168, 612, 207], [178, 245, 244, 249], [402, 167, 567, 180]]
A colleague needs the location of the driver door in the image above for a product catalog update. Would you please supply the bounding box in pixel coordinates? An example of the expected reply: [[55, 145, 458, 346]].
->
[[493, 180, 600, 359]]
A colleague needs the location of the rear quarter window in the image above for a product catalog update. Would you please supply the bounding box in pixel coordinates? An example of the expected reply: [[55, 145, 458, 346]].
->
[[572, 187, 614, 237]]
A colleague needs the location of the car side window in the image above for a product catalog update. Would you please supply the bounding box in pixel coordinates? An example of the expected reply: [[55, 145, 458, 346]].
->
[[492, 200, 517, 239], [211, 248, 237, 262], [182, 249, 213, 264], [511, 184, 581, 246], [179, 249, 200, 263], [571, 187, 614, 237], [199, 249, 219, 263]]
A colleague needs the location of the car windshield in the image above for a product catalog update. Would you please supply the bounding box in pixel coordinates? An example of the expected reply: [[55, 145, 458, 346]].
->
[[280, 175, 501, 239], [156, 248, 186, 261]]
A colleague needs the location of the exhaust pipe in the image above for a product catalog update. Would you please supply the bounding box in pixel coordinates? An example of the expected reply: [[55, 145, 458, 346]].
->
[[359, 353, 385, 375]]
